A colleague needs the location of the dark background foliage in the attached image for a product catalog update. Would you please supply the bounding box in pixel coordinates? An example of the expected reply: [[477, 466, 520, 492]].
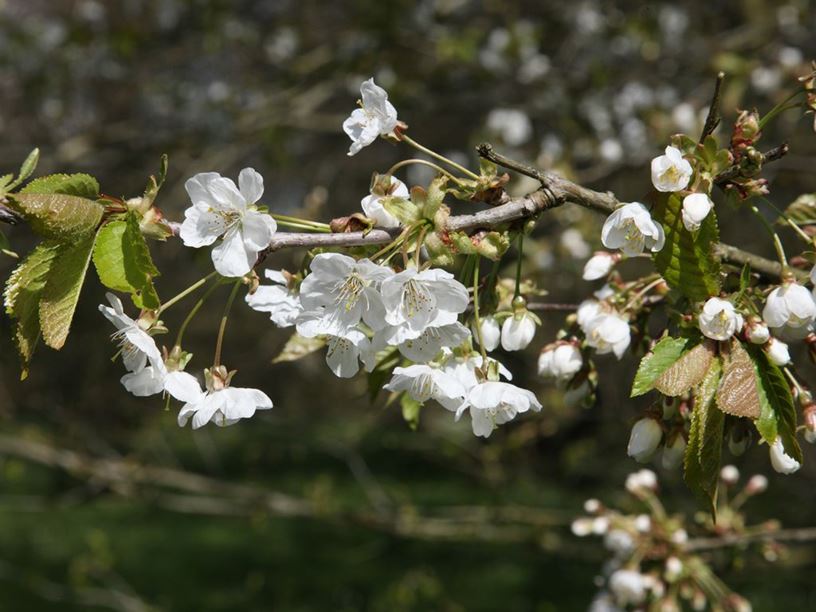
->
[[1, 1, 816, 609]]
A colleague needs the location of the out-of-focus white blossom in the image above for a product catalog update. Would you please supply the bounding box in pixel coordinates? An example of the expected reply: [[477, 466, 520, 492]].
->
[[634, 514, 651, 533], [762, 282, 816, 339], [627, 418, 663, 463], [746, 474, 768, 495], [681, 193, 713, 232], [609, 569, 648, 606], [720, 465, 740, 485], [586, 313, 631, 359], [583, 252, 618, 280], [601, 202, 665, 256], [662, 435, 686, 470], [343, 78, 398, 156], [769, 437, 800, 474], [650, 145, 692, 192], [538, 343, 583, 381], [625, 469, 658, 494], [500, 310, 538, 351], [698, 297, 743, 341], [665, 557, 683, 581], [604, 529, 634, 555], [486, 108, 533, 147]]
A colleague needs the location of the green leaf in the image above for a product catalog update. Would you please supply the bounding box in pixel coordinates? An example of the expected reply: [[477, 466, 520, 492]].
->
[[780, 193, 816, 226], [400, 393, 422, 430], [654, 341, 715, 397], [748, 345, 802, 462], [7, 193, 103, 241], [16, 148, 40, 185], [39, 235, 96, 350], [3, 241, 61, 377], [630, 336, 692, 397], [272, 333, 326, 364], [20, 173, 99, 199], [652, 193, 721, 301], [93, 212, 161, 309], [684, 357, 724, 514]]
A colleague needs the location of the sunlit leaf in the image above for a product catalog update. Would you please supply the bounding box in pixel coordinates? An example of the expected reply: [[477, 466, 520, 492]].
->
[[630, 336, 692, 397], [272, 333, 326, 364], [655, 341, 715, 397], [716, 339, 760, 419]]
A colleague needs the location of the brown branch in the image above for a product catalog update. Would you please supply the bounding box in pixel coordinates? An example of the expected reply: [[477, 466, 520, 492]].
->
[[700, 71, 726, 141], [0, 202, 21, 225]]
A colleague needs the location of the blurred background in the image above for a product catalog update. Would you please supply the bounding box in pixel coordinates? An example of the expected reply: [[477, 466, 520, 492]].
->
[[1, 1, 816, 609]]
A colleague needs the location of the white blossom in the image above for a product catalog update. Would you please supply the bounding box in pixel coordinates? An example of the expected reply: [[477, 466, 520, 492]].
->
[[180, 169, 277, 277], [586, 313, 631, 359], [681, 193, 713, 232], [360, 176, 409, 228], [604, 530, 634, 555], [465, 381, 542, 438], [762, 282, 816, 339], [627, 418, 662, 463], [500, 310, 537, 351], [343, 78, 398, 156], [634, 514, 651, 533], [601, 202, 665, 256], [577, 299, 605, 332], [665, 557, 683, 581], [325, 329, 377, 378], [485, 108, 533, 147], [698, 297, 744, 341], [583, 251, 617, 280], [99, 293, 166, 396], [720, 465, 740, 485], [296, 253, 392, 337], [650, 145, 692, 192], [625, 469, 657, 494], [384, 364, 468, 412], [746, 474, 768, 494], [766, 337, 791, 366], [661, 435, 686, 470], [473, 315, 501, 352], [245, 269, 302, 327], [609, 569, 648, 606], [769, 437, 800, 474], [538, 343, 583, 381], [165, 370, 272, 429], [746, 319, 770, 344]]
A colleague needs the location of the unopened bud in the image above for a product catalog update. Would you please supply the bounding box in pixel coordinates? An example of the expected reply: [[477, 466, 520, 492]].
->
[[746, 474, 768, 495], [766, 337, 791, 366], [745, 317, 770, 344], [583, 498, 601, 514], [627, 418, 663, 463], [720, 464, 740, 485]]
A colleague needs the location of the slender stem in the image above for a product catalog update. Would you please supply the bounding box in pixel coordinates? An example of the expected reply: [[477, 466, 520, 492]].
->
[[414, 224, 428, 267], [400, 134, 480, 180], [758, 90, 804, 130], [749, 205, 788, 269], [270, 214, 331, 232], [758, 196, 814, 245], [472, 257, 488, 362], [385, 158, 461, 183], [158, 271, 218, 314], [513, 233, 524, 300], [623, 277, 664, 312], [213, 281, 242, 368], [174, 279, 225, 347]]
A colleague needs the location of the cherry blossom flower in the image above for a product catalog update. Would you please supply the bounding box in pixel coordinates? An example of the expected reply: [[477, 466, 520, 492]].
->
[[582, 251, 617, 280], [681, 193, 713, 232], [762, 281, 816, 339], [662, 435, 686, 470], [538, 343, 583, 381], [382, 322, 471, 362], [384, 364, 468, 412], [625, 469, 657, 494], [766, 337, 791, 366], [245, 269, 302, 327], [577, 299, 605, 332], [380, 267, 469, 342], [296, 253, 392, 337], [608, 569, 648, 606], [745, 318, 770, 344], [627, 417, 662, 463], [650, 145, 692, 192], [698, 297, 743, 341], [180, 168, 277, 277], [585, 312, 631, 359], [99, 293, 166, 396], [361, 176, 409, 228], [325, 329, 377, 378], [165, 369, 272, 429], [465, 381, 542, 438], [769, 437, 800, 474], [343, 78, 398, 156], [601, 202, 665, 256], [473, 315, 501, 352], [500, 309, 538, 351]]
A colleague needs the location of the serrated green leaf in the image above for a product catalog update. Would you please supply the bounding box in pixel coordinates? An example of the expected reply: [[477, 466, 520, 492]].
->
[[16, 148, 40, 184], [684, 357, 723, 514], [3, 241, 61, 377], [272, 333, 326, 364], [7, 193, 103, 241], [747, 345, 802, 462], [39, 235, 96, 350], [92, 221, 131, 292], [654, 341, 714, 397], [20, 173, 99, 199], [630, 336, 692, 397], [780, 193, 816, 226], [0, 173, 12, 191], [652, 193, 721, 301]]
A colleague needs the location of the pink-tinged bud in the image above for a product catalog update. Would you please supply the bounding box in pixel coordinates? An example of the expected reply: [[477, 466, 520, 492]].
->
[[746, 474, 768, 495], [720, 464, 740, 486]]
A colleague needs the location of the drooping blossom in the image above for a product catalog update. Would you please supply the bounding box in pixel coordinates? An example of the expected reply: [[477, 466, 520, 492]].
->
[[769, 437, 800, 474], [681, 193, 713, 232], [601, 202, 665, 257], [762, 281, 816, 339], [500, 309, 538, 351], [538, 343, 583, 381], [473, 315, 501, 352], [698, 297, 743, 341], [361, 176, 409, 228], [627, 418, 662, 463], [343, 78, 398, 156], [585, 313, 631, 359], [582, 251, 617, 281], [245, 269, 302, 327]]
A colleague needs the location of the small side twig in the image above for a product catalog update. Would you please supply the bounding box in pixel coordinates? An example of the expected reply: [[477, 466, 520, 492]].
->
[[700, 71, 726, 141]]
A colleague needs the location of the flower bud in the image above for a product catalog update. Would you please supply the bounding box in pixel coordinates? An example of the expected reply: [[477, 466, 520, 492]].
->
[[538, 342, 583, 381], [473, 315, 501, 352], [665, 556, 683, 581], [583, 498, 601, 514], [662, 434, 686, 470], [769, 438, 800, 474], [766, 337, 791, 366], [628, 418, 663, 463], [745, 474, 768, 495], [634, 514, 651, 533], [681, 193, 713, 232], [745, 318, 770, 344], [609, 569, 648, 606], [720, 465, 740, 485], [500, 309, 538, 351], [582, 251, 618, 280], [604, 529, 634, 554], [625, 469, 658, 494]]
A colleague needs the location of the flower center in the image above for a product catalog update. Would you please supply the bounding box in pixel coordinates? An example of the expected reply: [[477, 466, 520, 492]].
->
[[401, 280, 432, 318], [334, 273, 366, 312]]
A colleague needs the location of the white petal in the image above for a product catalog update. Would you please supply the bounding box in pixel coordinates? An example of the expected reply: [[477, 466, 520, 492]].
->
[[121, 366, 165, 397], [211, 226, 253, 277], [208, 176, 246, 211], [165, 371, 204, 403], [238, 168, 264, 205], [179, 203, 227, 247], [184, 172, 222, 206], [241, 211, 277, 251]]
